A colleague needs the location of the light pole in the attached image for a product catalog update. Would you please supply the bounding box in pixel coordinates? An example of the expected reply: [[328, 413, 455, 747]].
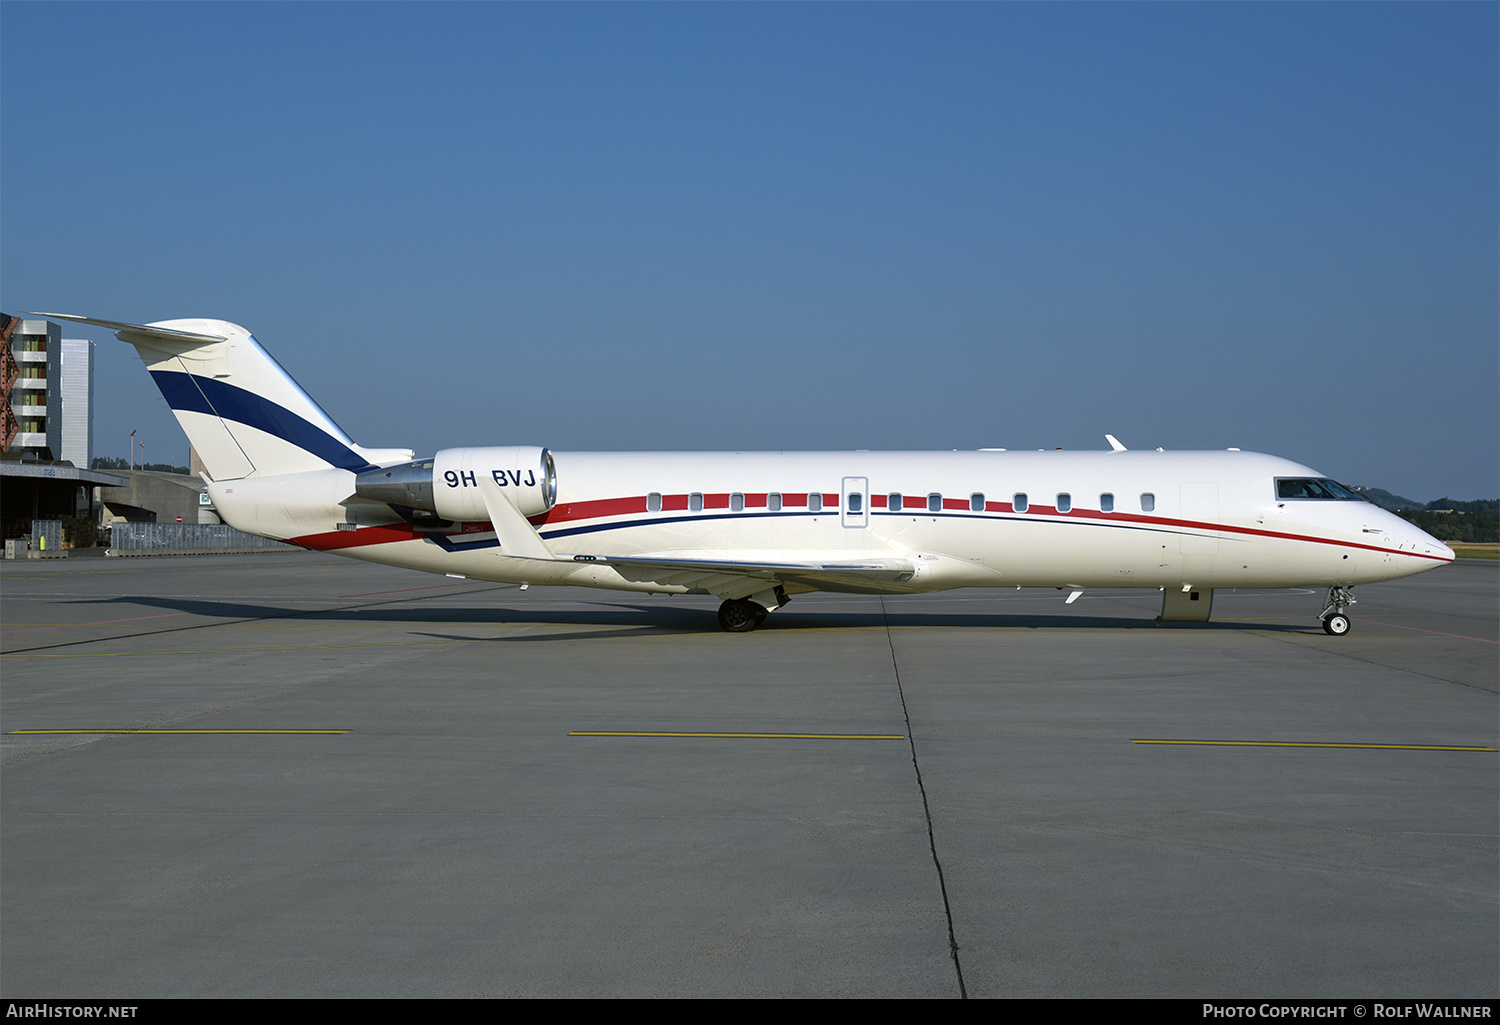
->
[[129, 429, 136, 471]]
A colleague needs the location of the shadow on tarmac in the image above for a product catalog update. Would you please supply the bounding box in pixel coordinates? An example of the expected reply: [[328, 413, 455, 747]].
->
[[55, 593, 1318, 638]]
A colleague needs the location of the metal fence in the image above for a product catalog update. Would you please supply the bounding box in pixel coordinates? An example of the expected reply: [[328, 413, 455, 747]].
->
[[30, 519, 64, 558], [107, 522, 293, 556]]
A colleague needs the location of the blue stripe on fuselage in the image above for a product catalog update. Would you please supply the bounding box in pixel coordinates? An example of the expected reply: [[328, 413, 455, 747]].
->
[[150, 370, 374, 472], [536, 509, 1203, 542]]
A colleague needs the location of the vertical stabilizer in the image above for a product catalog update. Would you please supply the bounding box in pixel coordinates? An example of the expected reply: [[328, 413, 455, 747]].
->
[[37, 314, 377, 481]]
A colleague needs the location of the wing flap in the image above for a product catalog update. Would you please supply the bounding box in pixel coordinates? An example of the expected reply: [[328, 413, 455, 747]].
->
[[603, 553, 917, 598]]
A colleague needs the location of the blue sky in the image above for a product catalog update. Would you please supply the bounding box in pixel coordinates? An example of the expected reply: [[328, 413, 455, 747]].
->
[[4, 2, 1495, 500]]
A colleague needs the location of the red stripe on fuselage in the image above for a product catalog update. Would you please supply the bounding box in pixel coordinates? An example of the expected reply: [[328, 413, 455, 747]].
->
[[290, 492, 1453, 564], [294, 523, 426, 551], [531, 495, 648, 526]]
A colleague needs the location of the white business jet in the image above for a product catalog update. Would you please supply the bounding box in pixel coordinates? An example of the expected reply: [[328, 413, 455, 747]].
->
[[43, 314, 1453, 633]]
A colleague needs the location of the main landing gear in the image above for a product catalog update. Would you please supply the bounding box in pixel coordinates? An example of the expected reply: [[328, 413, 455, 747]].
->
[[718, 599, 768, 633], [1319, 585, 1356, 636], [716, 587, 790, 632]]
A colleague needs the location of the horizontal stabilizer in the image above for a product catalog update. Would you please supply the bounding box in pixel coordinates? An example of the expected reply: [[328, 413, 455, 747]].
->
[[33, 313, 227, 344]]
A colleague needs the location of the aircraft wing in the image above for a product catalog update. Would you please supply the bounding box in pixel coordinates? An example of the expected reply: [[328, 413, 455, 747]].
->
[[600, 553, 917, 599], [473, 473, 916, 599]]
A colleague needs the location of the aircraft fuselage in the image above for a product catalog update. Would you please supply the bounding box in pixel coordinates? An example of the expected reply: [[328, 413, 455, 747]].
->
[[223, 448, 1450, 600]]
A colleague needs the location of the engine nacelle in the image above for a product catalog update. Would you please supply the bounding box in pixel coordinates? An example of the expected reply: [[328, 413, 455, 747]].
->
[[433, 446, 556, 520], [354, 446, 556, 520]]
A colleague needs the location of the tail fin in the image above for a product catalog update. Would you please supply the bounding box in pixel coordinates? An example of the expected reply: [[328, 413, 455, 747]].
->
[[38, 314, 408, 480]]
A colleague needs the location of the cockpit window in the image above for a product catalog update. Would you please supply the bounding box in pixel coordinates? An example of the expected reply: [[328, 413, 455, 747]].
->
[[1275, 478, 1366, 502]]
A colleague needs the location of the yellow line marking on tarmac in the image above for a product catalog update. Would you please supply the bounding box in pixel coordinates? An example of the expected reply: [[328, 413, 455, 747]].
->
[[1132, 739, 1496, 751], [8, 729, 349, 735], [571, 731, 905, 740]]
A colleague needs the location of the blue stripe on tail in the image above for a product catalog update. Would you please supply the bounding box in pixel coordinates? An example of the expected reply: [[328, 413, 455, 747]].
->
[[151, 370, 375, 473]]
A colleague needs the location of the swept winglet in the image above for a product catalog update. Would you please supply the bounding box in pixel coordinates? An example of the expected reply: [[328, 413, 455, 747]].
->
[[1105, 434, 1127, 452]]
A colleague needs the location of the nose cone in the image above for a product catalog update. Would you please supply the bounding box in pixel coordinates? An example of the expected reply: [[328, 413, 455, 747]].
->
[[1400, 515, 1454, 564], [1421, 534, 1456, 563], [1363, 507, 1455, 575]]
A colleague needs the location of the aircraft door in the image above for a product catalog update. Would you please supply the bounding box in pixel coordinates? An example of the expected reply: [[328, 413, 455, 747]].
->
[[842, 476, 869, 529]]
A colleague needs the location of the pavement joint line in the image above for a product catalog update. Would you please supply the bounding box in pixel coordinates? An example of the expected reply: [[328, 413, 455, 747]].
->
[[881, 595, 967, 1000]]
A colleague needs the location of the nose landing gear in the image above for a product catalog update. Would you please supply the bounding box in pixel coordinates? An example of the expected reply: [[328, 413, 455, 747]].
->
[[1319, 585, 1356, 636]]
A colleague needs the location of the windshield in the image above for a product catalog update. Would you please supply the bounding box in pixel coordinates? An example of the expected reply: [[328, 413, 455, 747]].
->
[[1275, 478, 1368, 502]]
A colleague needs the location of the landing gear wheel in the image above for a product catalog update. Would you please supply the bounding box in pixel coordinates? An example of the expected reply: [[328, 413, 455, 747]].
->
[[1318, 586, 1356, 636], [718, 599, 766, 633]]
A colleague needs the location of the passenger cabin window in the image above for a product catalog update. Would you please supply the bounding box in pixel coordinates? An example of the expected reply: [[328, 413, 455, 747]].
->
[[1100, 493, 1114, 513], [846, 492, 862, 513], [1275, 478, 1365, 501], [970, 493, 985, 512], [689, 492, 703, 512], [730, 492, 744, 512], [927, 493, 942, 513], [1056, 493, 1071, 513], [647, 492, 662, 513], [768, 492, 782, 512], [1140, 492, 1155, 513], [1013, 493, 1028, 513], [887, 492, 902, 513], [808, 493, 823, 513]]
